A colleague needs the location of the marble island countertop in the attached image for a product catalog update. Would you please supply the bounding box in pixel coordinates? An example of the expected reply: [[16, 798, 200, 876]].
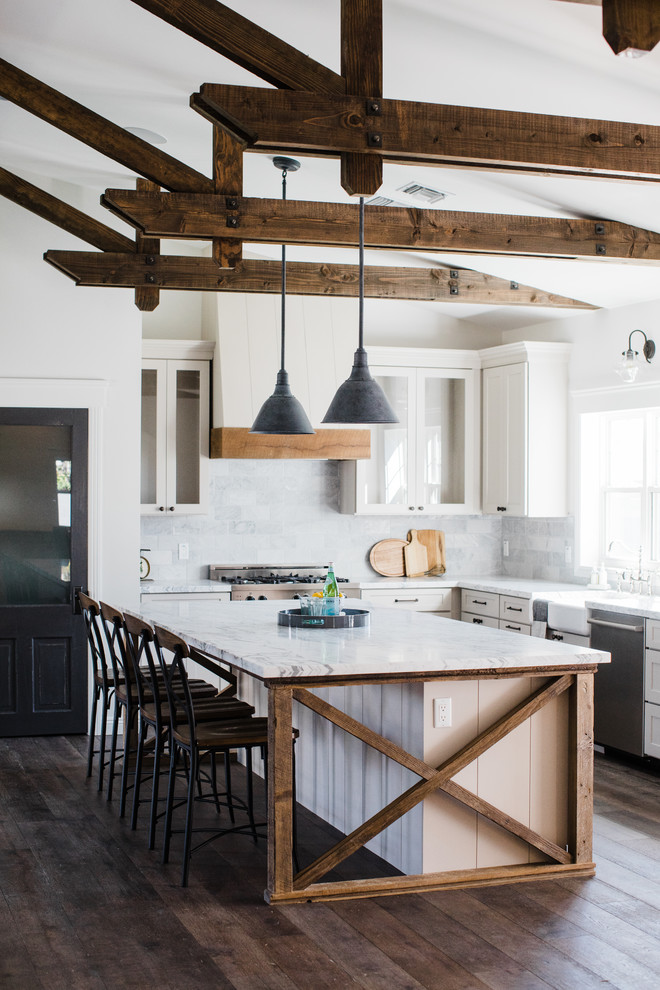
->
[[132, 597, 608, 682]]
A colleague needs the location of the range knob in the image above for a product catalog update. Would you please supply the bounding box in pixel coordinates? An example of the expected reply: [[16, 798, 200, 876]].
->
[[246, 595, 255, 601], [258, 595, 268, 601]]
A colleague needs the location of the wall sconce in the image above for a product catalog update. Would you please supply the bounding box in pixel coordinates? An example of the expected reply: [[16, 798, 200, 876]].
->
[[616, 329, 656, 383]]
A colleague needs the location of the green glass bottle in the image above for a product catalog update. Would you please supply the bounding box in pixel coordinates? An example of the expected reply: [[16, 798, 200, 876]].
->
[[323, 562, 338, 598]]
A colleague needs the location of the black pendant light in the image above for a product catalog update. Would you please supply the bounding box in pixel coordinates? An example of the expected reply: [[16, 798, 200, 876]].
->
[[322, 197, 398, 425], [250, 157, 314, 435]]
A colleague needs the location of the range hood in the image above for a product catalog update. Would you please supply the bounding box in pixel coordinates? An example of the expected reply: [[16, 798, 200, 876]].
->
[[208, 292, 371, 460]]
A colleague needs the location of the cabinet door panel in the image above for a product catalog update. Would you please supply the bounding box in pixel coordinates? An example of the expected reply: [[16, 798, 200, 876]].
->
[[141, 361, 168, 511], [482, 363, 527, 516], [418, 370, 467, 510], [359, 369, 416, 513]]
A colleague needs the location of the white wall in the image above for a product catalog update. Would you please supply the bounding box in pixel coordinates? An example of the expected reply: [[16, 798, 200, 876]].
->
[[0, 188, 142, 606]]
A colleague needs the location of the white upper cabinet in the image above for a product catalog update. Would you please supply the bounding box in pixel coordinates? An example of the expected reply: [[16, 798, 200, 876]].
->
[[480, 342, 570, 517], [141, 340, 213, 515], [340, 348, 480, 515]]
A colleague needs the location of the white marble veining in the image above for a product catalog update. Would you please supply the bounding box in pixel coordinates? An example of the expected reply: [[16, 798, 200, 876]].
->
[[585, 594, 660, 620], [130, 597, 608, 682]]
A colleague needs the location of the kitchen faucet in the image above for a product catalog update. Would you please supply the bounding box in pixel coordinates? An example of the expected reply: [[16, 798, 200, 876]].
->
[[607, 539, 649, 591]]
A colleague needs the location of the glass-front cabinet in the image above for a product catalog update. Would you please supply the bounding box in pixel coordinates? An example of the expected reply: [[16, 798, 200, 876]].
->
[[340, 348, 479, 515], [141, 341, 212, 515]]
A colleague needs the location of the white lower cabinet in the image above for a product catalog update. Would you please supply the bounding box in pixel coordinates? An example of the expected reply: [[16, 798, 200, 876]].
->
[[461, 590, 532, 635], [362, 587, 452, 616], [645, 624, 660, 757]]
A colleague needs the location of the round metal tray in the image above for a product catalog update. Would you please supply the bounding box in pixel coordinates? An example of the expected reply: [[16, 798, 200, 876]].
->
[[277, 608, 370, 629]]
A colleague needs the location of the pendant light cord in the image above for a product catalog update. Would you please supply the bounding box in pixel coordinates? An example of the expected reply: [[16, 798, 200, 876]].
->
[[280, 168, 288, 373], [358, 196, 365, 351]]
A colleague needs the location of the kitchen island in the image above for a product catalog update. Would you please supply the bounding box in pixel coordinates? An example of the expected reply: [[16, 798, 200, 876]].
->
[[133, 597, 609, 904]]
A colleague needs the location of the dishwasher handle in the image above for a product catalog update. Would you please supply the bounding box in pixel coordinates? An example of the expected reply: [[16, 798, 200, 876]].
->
[[587, 617, 644, 633]]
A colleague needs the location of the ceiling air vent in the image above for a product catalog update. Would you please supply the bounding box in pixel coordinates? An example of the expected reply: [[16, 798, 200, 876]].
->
[[396, 182, 450, 205], [366, 195, 407, 207]]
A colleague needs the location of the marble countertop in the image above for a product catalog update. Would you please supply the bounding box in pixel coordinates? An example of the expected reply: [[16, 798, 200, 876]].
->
[[131, 597, 608, 682]]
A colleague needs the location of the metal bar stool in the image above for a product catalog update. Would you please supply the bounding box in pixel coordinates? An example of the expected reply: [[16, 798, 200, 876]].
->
[[78, 591, 121, 792]]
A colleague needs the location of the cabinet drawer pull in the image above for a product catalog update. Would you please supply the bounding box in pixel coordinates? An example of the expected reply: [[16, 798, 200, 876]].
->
[[472, 600, 487, 606], [472, 617, 483, 624], [506, 606, 523, 612], [497, 506, 507, 512], [505, 624, 522, 631], [395, 597, 419, 603]]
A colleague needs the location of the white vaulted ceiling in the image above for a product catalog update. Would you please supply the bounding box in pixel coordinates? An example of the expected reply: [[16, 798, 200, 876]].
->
[[3, 0, 660, 334]]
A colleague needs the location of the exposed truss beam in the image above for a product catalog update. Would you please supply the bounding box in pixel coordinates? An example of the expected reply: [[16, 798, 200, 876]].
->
[[192, 84, 660, 182], [603, 0, 660, 55], [0, 58, 213, 193], [0, 168, 135, 253], [43, 252, 597, 308], [129, 0, 345, 93], [100, 191, 660, 263], [341, 0, 383, 195]]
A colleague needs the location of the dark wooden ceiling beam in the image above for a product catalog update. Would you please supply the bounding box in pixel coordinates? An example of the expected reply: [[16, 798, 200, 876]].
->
[[99, 190, 660, 263], [340, 0, 383, 196], [192, 84, 660, 181], [0, 58, 213, 193], [603, 0, 660, 55], [213, 128, 243, 268], [42, 252, 597, 308], [134, 178, 161, 311], [128, 0, 345, 94], [0, 167, 135, 253]]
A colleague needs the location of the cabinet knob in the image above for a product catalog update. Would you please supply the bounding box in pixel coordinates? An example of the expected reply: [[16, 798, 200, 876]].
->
[[417, 506, 424, 511], [169, 506, 175, 512], [408, 506, 415, 510], [497, 506, 507, 512], [158, 506, 165, 512]]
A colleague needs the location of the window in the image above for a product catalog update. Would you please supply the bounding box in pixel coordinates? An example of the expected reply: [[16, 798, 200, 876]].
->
[[579, 407, 660, 569]]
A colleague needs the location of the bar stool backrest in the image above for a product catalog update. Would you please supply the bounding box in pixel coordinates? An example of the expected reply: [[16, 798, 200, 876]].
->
[[99, 602, 132, 693], [123, 613, 165, 718], [78, 591, 111, 690], [153, 625, 197, 742]]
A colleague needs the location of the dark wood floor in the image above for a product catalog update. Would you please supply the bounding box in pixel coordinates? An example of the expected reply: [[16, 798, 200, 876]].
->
[[2, 737, 660, 990]]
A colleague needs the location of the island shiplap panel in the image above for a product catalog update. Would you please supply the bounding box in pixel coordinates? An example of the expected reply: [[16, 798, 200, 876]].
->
[[476, 677, 532, 867]]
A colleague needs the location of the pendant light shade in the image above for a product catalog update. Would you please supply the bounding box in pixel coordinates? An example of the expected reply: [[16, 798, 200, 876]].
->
[[322, 198, 398, 425], [250, 157, 314, 435]]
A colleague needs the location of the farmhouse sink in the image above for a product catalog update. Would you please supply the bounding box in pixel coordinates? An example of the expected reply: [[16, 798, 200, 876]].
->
[[547, 601, 590, 636]]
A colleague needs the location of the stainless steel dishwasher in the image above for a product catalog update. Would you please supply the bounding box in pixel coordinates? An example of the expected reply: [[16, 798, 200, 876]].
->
[[588, 609, 645, 756]]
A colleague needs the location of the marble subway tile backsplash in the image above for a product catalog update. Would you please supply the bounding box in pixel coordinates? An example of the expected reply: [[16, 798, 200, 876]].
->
[[502, 515, 576, 583], [141, 460, 576, 584]]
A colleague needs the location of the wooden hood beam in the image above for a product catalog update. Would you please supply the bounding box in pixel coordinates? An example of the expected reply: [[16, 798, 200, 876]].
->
[[43, 252, 597, 309], [100, 190, 660, 263], [192, 84, 660, 182], [0, 58, 213, 193]]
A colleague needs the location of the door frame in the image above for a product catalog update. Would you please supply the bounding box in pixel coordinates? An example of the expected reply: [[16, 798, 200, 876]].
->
[[0, 377, 108, 598]]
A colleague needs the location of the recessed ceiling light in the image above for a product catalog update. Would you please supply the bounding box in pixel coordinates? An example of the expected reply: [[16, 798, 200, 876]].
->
[[124, 126, 167, 145]]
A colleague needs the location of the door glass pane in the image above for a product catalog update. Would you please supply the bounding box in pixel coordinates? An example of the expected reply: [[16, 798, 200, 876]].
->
[[607, 416, 644, 487], [363, 375, 409, 505], [422, 376, 465, 505], [0, 425, 72, 605], [141, 368, 158, 504], [175, 369, 200, 504], [604, 490, 642, 553]]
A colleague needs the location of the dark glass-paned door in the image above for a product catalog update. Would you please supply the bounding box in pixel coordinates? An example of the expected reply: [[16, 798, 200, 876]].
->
[[0, 408, 88, 735]]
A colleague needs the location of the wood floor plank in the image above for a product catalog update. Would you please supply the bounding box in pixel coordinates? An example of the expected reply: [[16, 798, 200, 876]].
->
[[4, 739, 660, 990], [421, 889, 617, 989]]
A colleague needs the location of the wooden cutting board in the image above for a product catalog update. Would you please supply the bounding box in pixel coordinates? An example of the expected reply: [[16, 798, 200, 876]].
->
[[404, 530, 428, 578], [410, 529, 446, 575], [369, 538, 407, 577]]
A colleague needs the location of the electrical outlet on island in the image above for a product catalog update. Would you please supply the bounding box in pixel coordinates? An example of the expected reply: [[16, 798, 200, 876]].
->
[[433, 697, 452, 728]]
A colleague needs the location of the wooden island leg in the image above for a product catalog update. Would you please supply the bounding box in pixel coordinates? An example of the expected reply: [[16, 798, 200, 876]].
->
[[266, 684, 294, 902], [568, 671, 595, 868]]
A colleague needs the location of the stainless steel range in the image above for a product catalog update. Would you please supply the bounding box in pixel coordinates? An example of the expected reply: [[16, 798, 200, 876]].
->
[[209, 564, 356, 601]]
